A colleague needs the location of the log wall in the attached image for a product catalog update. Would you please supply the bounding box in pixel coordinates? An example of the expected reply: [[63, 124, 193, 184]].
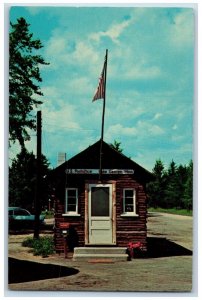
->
[[115, 175, 147, 250], [54, 174, 147, 253]]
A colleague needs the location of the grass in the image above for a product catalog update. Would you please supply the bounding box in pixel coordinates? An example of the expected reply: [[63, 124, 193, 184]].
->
[[148, 207, 192, 216]]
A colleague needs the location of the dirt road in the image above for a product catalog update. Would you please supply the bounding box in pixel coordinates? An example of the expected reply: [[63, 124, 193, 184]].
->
[[7, 212, 193, 293]]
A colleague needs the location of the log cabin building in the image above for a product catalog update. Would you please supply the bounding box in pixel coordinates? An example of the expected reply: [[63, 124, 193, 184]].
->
[[50, 139, 153, 260]]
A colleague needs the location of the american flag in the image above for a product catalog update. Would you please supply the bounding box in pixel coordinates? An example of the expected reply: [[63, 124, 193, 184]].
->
[[92, 54, 107, 101]]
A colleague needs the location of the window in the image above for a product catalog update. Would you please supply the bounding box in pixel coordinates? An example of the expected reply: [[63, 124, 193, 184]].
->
[[122, 189, 137, 215], [91, 187, 110, 217], [65, 188, 78, 214], [15, 209, 30, 216]]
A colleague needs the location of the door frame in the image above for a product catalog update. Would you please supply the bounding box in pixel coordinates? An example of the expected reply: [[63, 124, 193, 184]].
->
[[85, 180, 116, 245]]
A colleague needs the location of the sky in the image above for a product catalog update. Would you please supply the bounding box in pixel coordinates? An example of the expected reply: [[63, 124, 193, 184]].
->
[[8, 5, 195, 171]]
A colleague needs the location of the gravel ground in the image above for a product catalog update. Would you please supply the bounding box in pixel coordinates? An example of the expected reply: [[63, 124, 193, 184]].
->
[[7, 212, 193, 294]]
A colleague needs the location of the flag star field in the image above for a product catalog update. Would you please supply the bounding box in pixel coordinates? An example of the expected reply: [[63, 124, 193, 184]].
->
[[9, 6, 194, 171]]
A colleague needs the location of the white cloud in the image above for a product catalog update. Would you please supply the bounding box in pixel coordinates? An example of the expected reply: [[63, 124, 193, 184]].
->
[[42, 86, 60, 100], [106, 44, 162, 82], [154, 113, 162, 120], [89, 18, 133, 44], [66, 76, 93, 95], [46, 35, 66, 56], [148, 124, 164, 135], [41, 86, 69, 111], [105, 123, 138, 140], [125, 65, 161, 80], [42, 104, 81, 134], [73, 41, 99, 65], [137, 120, 165, 136], [168, 9, 194, 48], [45, 31, 102, 76]]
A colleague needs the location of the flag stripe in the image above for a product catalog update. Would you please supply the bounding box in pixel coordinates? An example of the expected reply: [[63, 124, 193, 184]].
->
[[92, 55, 107, 101]]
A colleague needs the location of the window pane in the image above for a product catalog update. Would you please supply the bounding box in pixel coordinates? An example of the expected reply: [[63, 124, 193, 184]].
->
[[67, 204, 76, 212], [17, 210, 30, 216], [125, 190, 133, 198], [91, 187, 109, 216], [67, 189, 77, 212], [124, 189, 135, 213], [125, 198, 133, 205], [68, 197, 76, 204], [125, 204, 134, 212], [68, 190, 76, 197]]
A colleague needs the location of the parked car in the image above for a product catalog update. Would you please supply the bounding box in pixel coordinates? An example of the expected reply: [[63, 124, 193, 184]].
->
[[8, 207, 45, 229]]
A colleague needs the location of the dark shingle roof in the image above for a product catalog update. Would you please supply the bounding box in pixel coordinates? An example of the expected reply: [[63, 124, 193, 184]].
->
[[51, 139, 154, 183]]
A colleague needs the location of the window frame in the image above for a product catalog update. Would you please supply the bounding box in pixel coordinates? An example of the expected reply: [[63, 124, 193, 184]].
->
[[122, 188, 138, 216], [64, 188, 79, 215]]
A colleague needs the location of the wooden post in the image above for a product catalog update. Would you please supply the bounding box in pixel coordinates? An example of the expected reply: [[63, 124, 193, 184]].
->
[[64, 237, 68, 258], [59, 223, 70, 258]]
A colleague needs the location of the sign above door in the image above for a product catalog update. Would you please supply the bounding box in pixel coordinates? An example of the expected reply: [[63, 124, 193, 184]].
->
[[65, 169, 134, 175]]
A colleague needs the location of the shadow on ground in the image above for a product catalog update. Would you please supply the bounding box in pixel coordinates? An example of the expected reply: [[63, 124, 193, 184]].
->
[[146, 237, 192, 258], [9, 223, 53, 235], [8, 258, 79, 284]]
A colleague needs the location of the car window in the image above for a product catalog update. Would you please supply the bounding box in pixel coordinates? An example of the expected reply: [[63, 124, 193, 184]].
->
[[15, 209, 30, 216], [9, 210, 13, 216]]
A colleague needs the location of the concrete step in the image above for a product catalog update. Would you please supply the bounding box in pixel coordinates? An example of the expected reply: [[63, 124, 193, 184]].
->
[[73, 247, 128, 262], [74, 247, 127, 255]]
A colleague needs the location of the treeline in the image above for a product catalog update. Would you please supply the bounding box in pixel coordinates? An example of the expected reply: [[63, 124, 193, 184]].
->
[[146, 159, 193, 210], [9, 149, 51, 211]]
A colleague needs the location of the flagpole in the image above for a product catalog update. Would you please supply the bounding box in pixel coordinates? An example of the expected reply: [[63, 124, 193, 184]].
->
[[99, 49, 108, 181]]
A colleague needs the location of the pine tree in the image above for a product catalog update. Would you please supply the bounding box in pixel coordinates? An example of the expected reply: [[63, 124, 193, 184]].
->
[[176, 164, 189, 209], [164, 160, 179, 208], [110, 140, 123, 153], [9, 17, 49, 149], [147, 159, 166, 208], [182, 160, 193, 210], [147, 159, 193, 211]]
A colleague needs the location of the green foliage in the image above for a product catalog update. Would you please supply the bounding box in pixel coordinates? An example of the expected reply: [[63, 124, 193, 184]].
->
[[22, 236, 55, 257], [110, 140, 123, 153], [147, 159, 193, 210], [182, 160, 193, 210], [9, 148, 51, 210], [9, 17, 49, 148], [22, 236, 37, 248], [164, 160, 179, 208], [42, 210, 54, 219], [146, 159, 166, 208]]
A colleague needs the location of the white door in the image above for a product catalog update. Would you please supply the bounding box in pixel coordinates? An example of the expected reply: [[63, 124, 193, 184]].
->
[[88, 184, 113, 245]]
